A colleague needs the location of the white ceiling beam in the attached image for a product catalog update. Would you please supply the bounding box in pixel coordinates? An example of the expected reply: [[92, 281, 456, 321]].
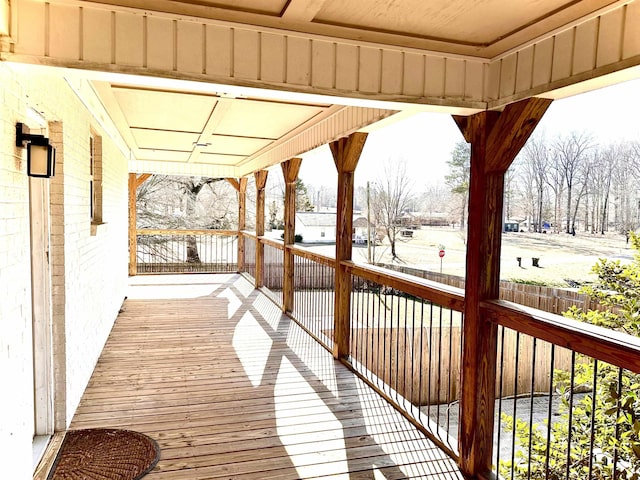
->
[[187, 98, 233, 164]]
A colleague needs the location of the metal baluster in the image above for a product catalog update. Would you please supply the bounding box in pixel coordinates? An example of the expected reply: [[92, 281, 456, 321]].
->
[[527, 338, 537, 480], [565, 352, 577, 480], [544, 345, 556, 479]]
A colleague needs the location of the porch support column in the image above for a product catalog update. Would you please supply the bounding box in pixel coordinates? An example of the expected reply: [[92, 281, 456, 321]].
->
[[455, 97, 552, 476], [281, 158, 302, 313], [128, 173, 137, 276], [227, 177, 248, 272], [330, 132, 368, 360], [129, 173, 152, 276], [254, 170, 269, 288]]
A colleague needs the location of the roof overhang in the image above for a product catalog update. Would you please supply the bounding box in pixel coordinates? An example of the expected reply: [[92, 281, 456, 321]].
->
[[2, 0, 640, 178]]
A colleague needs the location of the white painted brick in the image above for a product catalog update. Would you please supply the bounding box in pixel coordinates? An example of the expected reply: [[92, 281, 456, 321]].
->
[[0, 63, 129, 476]]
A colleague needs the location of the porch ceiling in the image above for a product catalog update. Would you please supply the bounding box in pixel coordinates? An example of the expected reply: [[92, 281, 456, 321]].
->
[[92, 79, 339, 176], [6, 0, 638, 178]]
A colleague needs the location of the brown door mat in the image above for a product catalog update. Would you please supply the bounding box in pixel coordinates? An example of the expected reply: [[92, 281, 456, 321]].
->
[[47, 429, 160, 480]]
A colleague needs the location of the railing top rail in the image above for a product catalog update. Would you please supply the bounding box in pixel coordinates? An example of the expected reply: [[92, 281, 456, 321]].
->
[[289, 245, 336, 268], [482, 299, 640, 374], [260, 237, 285, 250], [241, 230, 257, 239], [137, 228, 238, 236], [343, 260, 465, 312]]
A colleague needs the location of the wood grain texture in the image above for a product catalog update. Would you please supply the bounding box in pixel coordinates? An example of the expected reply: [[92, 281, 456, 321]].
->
[[226, 178, 240, 191], [254, 170, 268, 288], [456, 100, 548, 476], [134, 173, 152, 189], [330, 134, 367, 360], [69, 274, 463, 480], [129, 173, 137, 276], [238, 178, 248, 271], [281, 159, 302, 313], [343, 261, 465, 312], [289, 245, 336, 268], [482, 299, 640, 374]]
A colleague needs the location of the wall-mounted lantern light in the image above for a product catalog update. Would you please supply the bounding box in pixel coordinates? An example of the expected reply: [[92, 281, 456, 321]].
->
[[16, 122, 56, 178]]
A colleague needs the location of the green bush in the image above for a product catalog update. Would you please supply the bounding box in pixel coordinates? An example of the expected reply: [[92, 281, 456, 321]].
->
[[500, 233, 640, 479], [279, 233, 303, 243]]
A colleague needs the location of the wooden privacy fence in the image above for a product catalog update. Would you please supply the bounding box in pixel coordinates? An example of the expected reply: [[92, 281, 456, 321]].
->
[[381, 264, 611, 315], [352, 325, 461, 405], [351, 320, 575, 405]]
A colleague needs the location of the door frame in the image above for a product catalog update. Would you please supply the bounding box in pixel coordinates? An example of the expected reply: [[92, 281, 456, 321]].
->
[[30, 176, 54, 437]]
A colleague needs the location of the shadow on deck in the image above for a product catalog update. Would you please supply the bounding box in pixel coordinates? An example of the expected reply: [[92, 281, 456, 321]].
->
[[71, 274, 463, 479]]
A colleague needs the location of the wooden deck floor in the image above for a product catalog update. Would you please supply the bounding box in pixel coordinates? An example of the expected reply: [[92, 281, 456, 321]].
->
[[70, 274, 464, 479]]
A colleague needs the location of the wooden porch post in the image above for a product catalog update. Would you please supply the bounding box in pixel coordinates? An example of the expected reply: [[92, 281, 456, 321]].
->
[[129, 173, 152, 276], [254, 170, 268, 288], [128, 173, 137, 276], [281, 158, 302, 313], [456, 98, 552, 476], [129, 173, 151, 277], [330, 132, 368, 360], [227, 177, 248, 272]]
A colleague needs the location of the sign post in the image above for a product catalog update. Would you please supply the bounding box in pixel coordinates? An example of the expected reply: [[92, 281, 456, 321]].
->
[[438, 245, 445, 273]]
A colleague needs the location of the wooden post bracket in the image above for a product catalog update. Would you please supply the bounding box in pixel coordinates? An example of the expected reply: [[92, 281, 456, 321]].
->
[[281, 158, 302, 313], [254, 170, 268, 288], [455, 97, 552, 477], [330, 132, 368, 360]]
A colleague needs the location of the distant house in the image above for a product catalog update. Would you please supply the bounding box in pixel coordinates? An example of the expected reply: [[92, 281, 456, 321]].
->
[[294, 213, 380, 243], [504, 220, 520, 232], [353, 216, 371, 243], [295, 212, 337, 243]]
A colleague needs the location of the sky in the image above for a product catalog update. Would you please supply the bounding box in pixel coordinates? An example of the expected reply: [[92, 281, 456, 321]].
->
[[297, 77, 640, 189]]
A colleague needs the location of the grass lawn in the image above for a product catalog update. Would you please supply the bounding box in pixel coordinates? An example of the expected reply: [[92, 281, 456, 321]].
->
[[307, 226, 634, 287]]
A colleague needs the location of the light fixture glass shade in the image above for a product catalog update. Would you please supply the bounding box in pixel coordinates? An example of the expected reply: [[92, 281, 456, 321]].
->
[[27, 143, 55, 178]]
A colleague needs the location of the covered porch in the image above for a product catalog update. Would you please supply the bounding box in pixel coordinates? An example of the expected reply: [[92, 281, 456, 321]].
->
[[67, 273, 462, 479], [2, 1, 639, 478]]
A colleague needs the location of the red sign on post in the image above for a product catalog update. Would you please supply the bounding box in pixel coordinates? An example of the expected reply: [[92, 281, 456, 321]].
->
[[439, 249, 445, 258]]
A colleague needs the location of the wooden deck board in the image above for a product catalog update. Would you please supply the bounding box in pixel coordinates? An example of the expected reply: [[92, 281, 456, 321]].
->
[[70, 274, 463, 479]]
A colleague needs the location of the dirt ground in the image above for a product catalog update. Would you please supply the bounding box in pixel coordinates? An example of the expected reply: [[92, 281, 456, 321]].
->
[[305, 226, 635, 286]]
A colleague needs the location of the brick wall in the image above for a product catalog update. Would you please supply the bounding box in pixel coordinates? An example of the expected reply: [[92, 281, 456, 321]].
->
[[0, 62, 34, 480], [0, 63, 129, 478]]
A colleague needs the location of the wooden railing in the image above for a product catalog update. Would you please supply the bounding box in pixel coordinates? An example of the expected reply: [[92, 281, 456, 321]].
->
[[382, 264, 618, 316], [186, 231, 640, 479], [242, 231, 257, 281], [482, 300, 640, 480], [135, 229, 237, 274], [290, 246, 336, 351], [344, 261, 465, 458], [262, 238, 284, 306]]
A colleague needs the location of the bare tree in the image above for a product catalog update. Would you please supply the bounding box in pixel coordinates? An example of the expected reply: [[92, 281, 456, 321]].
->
[[420, 183, 452, 226], [370, 159, 414, 260], [173, 177, 224, 262], [587, 145, 617, 234], [552, 132, 594, 233], [136, 175, 233, 263], [611, 144, 640, 233], [518, 134, 551, 233]]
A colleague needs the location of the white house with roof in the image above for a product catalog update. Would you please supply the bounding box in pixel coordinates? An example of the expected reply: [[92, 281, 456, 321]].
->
[[295, 212, 337, 243], [294, 213, 376, 244]]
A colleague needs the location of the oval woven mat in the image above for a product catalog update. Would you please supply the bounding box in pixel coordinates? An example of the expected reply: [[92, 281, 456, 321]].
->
[[48, 428, 160, 480]]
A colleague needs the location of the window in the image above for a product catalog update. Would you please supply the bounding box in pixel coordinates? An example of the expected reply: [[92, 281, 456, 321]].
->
[[89, 132, 103, 234], [320, 229, 325, 238], [90, 135, 95, 221]]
